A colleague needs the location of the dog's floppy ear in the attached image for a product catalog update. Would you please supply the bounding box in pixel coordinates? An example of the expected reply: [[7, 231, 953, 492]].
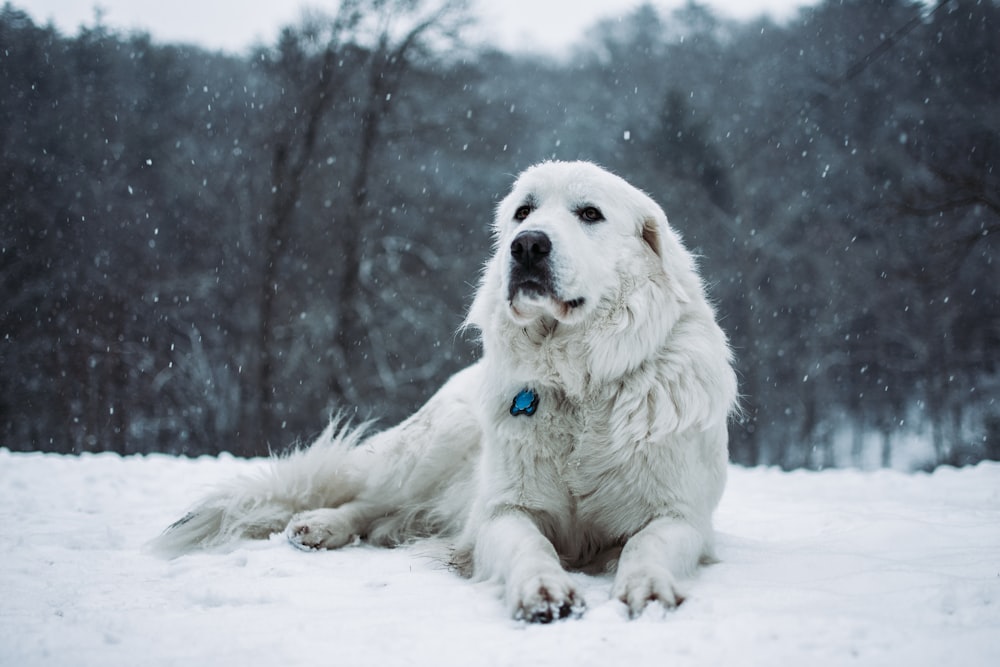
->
[[641, 216, 662, 258], [641, 210, 693, 305]]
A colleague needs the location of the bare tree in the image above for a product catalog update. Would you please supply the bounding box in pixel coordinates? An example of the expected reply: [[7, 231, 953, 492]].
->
[[329, 0, 470, 406], [253, 0, 470, 448]]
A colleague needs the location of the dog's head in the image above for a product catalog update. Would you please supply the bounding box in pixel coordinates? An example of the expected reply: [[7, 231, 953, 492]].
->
[[474, 161, 694, 329]]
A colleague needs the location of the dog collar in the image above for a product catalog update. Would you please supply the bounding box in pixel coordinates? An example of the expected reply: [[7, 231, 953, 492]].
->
[[510, 388, 539, 417]]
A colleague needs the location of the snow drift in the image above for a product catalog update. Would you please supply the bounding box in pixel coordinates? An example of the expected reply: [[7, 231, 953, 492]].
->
[[0, 449, 997, 666]]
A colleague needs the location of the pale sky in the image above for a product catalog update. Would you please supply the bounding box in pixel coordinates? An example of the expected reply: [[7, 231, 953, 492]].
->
[[16, 0, 815, 55]]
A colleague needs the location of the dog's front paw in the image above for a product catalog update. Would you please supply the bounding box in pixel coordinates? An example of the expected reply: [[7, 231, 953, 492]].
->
[[285, 508, 357, 551], [612, 569, 685, 618], [511, 573, 586, 623]]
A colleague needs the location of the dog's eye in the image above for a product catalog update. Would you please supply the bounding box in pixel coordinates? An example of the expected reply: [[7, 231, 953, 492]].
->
[[514, 205, 533, 221], [578, 206, 604, 223]]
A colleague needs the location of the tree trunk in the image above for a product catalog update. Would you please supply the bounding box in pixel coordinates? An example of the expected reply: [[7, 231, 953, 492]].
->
[[255, 48, 340, 453]]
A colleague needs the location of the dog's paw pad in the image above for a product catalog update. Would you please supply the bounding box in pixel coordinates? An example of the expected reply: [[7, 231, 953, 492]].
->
[[613, 571, 684, 619], [513, 577, 586, 623], [285, 509, 356, 551], [517, 597, 585, 624]]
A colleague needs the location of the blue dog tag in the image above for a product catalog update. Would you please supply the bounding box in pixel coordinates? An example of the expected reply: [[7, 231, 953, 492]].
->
[[510, 388, 539, 417]]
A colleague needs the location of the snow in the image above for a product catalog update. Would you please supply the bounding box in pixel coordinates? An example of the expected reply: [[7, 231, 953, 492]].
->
[[1, 448, 998, 666]]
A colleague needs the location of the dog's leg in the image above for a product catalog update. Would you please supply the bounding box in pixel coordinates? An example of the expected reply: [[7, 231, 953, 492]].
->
[[285, 501, 382, 550], [611, 516, 705, 617], [472, 511, 585, 623]]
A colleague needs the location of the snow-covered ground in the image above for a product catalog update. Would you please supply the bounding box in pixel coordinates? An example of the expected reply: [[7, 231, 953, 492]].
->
[[1, 448, 997, 666]]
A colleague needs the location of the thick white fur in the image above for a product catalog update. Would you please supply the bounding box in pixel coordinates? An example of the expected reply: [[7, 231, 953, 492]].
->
[[149, 161, 738, 623]]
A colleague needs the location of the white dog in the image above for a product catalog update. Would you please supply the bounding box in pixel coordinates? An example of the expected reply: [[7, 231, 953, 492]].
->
[[151, 161, 738, 623]]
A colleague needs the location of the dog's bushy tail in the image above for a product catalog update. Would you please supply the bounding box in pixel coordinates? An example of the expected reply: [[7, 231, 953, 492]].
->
[[148, 418, 371, 559]]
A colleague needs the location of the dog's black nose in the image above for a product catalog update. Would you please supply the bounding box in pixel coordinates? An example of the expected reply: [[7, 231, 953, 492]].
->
[[510, 231, 551, 270]]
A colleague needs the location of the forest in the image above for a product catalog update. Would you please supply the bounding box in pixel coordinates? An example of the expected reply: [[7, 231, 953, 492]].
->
[[1, 0, 997, 469]]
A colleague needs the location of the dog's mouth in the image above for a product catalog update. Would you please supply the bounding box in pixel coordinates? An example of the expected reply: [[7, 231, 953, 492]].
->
[[506, 249, 587, 323], [508, 278, 586, 322], [509, 279, 550, 301]]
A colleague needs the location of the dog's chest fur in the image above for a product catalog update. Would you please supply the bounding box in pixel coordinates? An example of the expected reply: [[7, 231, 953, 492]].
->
[[486, 369, 673, 555], [473, 261, 701, 562]]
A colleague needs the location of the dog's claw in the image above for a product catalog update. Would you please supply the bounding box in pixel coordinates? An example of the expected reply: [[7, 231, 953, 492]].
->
[[519, 601, 581, 624], [515, 590, 586, 624]]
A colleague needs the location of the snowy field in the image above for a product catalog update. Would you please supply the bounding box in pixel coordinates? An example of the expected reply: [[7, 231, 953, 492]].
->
[[1, 448, 998, 667]]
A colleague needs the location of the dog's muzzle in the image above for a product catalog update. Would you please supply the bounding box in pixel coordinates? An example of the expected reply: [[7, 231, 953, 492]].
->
[[508, 230, 555, 301]]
